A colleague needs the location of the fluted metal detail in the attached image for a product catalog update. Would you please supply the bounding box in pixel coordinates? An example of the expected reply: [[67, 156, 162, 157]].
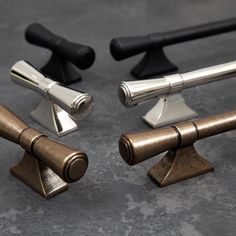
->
[[119, 61, 236, 107], [11, 61, 94, 120]]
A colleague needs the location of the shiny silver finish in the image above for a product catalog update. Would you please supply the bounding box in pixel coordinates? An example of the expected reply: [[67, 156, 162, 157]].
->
[[11, 61, 94, 136], [119, 61, 236, 127], [143, 93, 197, 127]]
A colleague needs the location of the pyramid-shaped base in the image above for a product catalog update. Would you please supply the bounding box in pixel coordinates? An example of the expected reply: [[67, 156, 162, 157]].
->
[[31, 98, 78, 136], [143, 94, 198, 128], [131, 48, 178, 79], [42, 52, 81, 85], [10, 152, 68, 198], [148, 145, 214, 187]]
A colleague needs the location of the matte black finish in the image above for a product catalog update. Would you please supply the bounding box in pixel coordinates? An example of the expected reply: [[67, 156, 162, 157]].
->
[[110, 18, 236, 79], [25, 23, 95, 84], [1, 1, 236, 235]]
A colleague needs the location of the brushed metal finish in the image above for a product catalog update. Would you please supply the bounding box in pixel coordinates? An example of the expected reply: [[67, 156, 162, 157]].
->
[[148, 145, 214, 187], [0, 105, 88, 198], [119, 61, 236, 127], [119, 110, 236, 186], [10, 60, 94, 135], [10, 152, 69, 198], [119, 109, 236, 165]]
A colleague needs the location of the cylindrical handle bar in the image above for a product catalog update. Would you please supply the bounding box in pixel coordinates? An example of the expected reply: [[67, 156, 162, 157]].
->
[[10, 61, 94, 120], [25, 23, 95, 69], [119, 61, 236, 107], [119, 110, 236, 165], [0, 106, 88, 182], [110, 18, 236, 60]]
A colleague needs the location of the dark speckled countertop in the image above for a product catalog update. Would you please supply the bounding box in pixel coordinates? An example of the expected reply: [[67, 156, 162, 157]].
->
[[0, 1, 235, 235]]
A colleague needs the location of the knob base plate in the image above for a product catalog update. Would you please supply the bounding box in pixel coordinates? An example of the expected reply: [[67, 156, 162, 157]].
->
[[10, 152, 68, 199], [131, 48, 177, 79], [143, 93, 198, 128], [31, 98, 78, 136], [42, 52, 81, 85], [148, 144, 214, 187]]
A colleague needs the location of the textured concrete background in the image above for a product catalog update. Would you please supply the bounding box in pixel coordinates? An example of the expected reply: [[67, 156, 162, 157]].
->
[[0, 0, 236, 235]]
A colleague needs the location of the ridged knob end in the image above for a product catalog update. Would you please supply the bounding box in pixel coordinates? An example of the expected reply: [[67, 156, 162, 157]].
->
[[119, 135, 135, 165], [75, 46, 95, 69], [72, 94, 94, 120], [64, 153, 88, 182], [118, 82, 133, 107], [110, 38, 124, 61]]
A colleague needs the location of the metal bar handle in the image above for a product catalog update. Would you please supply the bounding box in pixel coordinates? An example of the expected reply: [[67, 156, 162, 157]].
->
[[119, 110, 236, 165]]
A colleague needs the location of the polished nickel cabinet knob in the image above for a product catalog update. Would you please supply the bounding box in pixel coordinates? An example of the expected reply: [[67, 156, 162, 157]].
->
[[25, 23, 96, 84], [110, 18, 236, 79], [119, 61, 236, 127], [0, 105, 88, 198], [11, 61, 94, 136], [119, 110, 236, 186]]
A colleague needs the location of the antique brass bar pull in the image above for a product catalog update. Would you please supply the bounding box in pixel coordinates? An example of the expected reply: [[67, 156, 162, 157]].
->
[[110, 18, 236, 79], [11, 60, 94, 136], [119, 61, 236, 127], [0, 105, 88, 198], [119, 110, 236, 186]]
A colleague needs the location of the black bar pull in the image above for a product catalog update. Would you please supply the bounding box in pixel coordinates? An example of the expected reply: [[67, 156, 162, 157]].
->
[[110, 18, 236, 79], [25, 23, 96, 84]]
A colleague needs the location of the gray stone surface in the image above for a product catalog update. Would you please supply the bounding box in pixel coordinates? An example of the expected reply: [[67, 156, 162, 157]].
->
[[0, 0, 236, 235]]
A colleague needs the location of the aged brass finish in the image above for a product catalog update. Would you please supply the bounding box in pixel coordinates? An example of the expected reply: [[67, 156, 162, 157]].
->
[[10, 152, 68, 198], [0, 105, 88, 198], [119, 110, 236, 186], [148, 145, 214, 187]]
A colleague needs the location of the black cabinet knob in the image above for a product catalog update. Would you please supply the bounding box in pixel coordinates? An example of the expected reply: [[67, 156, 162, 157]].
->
[[25, 23, 95, 84]]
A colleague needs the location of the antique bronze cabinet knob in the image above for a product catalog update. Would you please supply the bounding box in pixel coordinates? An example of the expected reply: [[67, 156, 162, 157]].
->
[[119, 61, 236, 127], [119, 110, 236, 186], [0, 105, 88, 198], [25, 23, 96, 84], [11, 61, 94, 136], [110, 18, 236, 79]]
